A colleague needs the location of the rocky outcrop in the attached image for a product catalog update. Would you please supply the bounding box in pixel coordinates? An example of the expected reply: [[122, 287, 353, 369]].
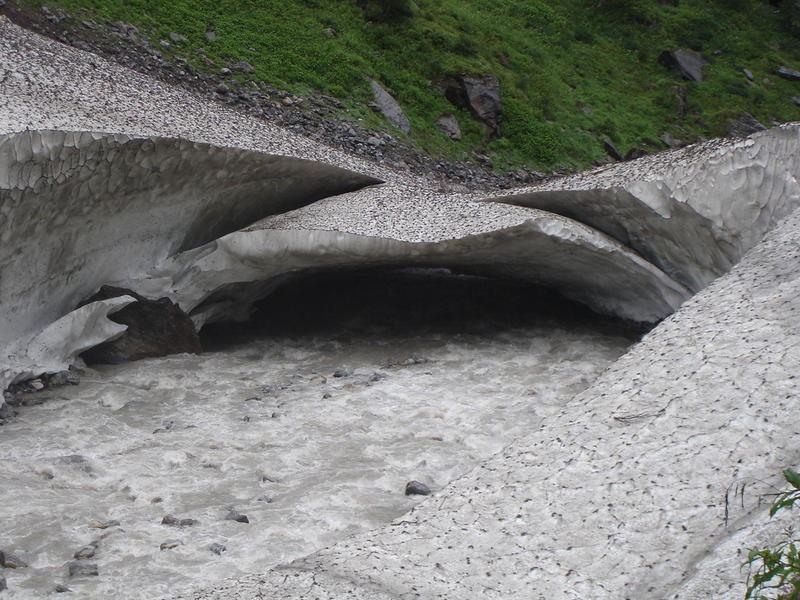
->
[[368, 78, 411, 135], [659, 49, 709, 82], [442, 75, 502, 137], [79, 286, 201, 364]]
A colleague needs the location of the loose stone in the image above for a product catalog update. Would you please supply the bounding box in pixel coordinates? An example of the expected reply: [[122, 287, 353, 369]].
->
[[54, 584, 71, 593], [73, 545, 96, 560], [162, 515, 199, 527], [1, 552, 28, 568], [405, 480, 432, 496], [160, 540, 183, 550], [209, 543, 226, 555], [67, 561, 98, 577], [225, 510, 250, 523]]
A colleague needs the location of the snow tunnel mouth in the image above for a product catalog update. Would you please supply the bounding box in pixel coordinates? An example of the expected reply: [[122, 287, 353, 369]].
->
[[199, 266, 650, 351]]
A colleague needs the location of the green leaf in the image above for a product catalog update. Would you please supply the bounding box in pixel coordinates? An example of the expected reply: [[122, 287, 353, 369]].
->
[[784, 468, 800, 490]]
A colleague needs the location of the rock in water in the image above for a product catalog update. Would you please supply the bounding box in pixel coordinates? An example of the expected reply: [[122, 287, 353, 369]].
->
[[225, 510, 250, 523], [368, 79, 411, 135], [67, 561, 98, 577], [80, 286, 201, 365], [209, 543, 227, 555], [659, 49, 709, 81], [0, 576, 5, 592], [405, 480, 432, 496]]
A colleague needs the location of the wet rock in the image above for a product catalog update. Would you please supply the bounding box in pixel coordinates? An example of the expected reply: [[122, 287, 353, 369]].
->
[[54, 584, 71, 593], [309, 374, 327, 384], [225, 510, 250, 523], [44, 370, 80, 387], [728, 113, 766, 137], [602, 139, 623, 161], [659, 49, 708, 81], [209, 542, 227, 555], [67, 561, 98, 577], [73, 544, 96, 560], [1, 551, 28, 568], [256, 495, 273, 503], [367, 78, 411, 135], [88, 520, 119, 529], [159, 539, 183, 550], [333, 368, 349, 378], [0, 576, 5, 592], [161, 515, 198, 527], [56, 455, 92, 473], [775, 66, 800, 81], [0, 403, 15, 424], [435, 114, 462, 140], [405, 480, 432, 496], [80, 286, 201, 365], [322, 392, 332, 399], [442, 75, 501, 137]]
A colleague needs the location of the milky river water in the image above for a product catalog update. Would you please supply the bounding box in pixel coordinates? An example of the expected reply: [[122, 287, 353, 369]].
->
[[0, 271, 642, 598]]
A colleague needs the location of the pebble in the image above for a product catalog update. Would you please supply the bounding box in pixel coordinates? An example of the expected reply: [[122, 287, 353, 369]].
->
[[67, 561, 98, 577], [160, 539, 183, 550], [225, 510, 250, 523], [209, 543, 226, 555], [405, 480, 432, 496]]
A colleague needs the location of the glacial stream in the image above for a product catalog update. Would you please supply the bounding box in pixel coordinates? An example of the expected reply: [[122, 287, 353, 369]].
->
[[0, 270, 643, 598]]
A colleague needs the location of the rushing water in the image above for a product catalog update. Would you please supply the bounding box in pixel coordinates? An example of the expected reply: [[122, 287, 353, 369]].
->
[[0, 270, 642, 598]]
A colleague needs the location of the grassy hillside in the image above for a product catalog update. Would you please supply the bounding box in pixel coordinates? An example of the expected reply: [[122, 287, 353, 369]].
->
[[18, 0, 800, 172]]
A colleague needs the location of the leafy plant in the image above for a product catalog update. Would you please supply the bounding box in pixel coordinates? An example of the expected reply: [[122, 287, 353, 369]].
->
[[743, 469, 800, 600]]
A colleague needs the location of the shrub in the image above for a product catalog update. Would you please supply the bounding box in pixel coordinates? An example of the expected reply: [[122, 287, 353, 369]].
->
[[743, 469, 800, 599]]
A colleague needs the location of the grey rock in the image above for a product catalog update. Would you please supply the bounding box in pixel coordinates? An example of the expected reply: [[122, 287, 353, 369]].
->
[[443, 75, 501, 137], [435, 114, 461, 140], [728, 113, 766, 137], [161, 515, 198, 527], [55, 455, 92, 473], [205, 29, 216, 42], [775, 66, 800, 81], [660, 132, 682, 147], [209, 543, 227, 555], [658, 49, 709, 81], [624, 147, 647, 161], [368, 78, 411, 135], [1, 552, 28, 569], [219, 67, 231, 76], [67, 561, 98, 577], [159, 40, 170, 50], [0, 576, 5, 592], [44, 370, 80, 387], [168, 32, 186, 44], [73, 545, 96, 560], [159, 539, 183, 550], [405, 480, 432, 496], [602, 139, 623, 161], [54, 584, 71, 593], [792, 96, 800, 106], [231, 61, 255, 74], [226, 510, 250, 523], [332, 368, 349, 378], [743, 68, 754, 81]]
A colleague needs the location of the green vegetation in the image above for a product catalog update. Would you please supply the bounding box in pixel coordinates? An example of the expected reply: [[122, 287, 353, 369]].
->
[[744, 468, 800, 599], [19, 0, 800, 171]]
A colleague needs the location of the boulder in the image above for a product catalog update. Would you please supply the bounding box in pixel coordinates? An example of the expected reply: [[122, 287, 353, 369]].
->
[[728, 113, 766, 137], [775, 65, 800, 81], [405, 480, 432, 496], [442, 75, 501, 137], [435, 114, 461, 140], [602, 139, 623, 161], [79, 286, 201, 365], [659, 49, 709, 82], [367, 78, 410, 135]]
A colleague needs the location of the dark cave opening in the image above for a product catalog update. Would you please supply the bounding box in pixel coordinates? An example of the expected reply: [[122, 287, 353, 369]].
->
[[200, 267, 649, 351]]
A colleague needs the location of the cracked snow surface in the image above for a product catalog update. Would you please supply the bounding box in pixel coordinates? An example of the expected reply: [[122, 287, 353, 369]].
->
[[172, 210, 800, 599]]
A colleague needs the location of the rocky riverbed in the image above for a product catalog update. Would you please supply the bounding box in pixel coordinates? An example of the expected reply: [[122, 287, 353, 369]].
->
[[0, 271, 641, 598]]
